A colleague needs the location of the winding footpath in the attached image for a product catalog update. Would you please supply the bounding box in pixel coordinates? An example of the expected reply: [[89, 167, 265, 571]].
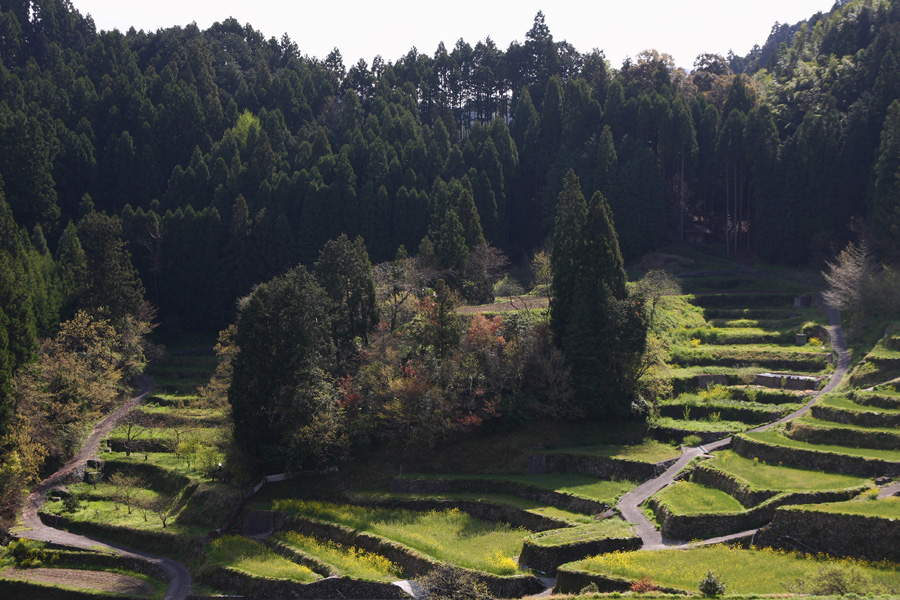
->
[[616, 307, 853, 549], [15, 376, 192, 600]]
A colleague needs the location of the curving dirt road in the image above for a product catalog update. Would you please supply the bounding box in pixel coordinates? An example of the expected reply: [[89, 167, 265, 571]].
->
[[616, 307, 852, 549], [15, 376, 192, 600]]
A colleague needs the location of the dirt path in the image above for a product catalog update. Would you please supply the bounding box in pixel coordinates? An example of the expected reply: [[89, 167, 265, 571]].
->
[[2, 566, 157, 596], [15, 377, 192, 600], [616, 307, 851, 549]]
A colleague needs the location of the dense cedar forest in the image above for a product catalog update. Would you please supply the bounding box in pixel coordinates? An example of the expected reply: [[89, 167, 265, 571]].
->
[[3, 0, 900, 492]]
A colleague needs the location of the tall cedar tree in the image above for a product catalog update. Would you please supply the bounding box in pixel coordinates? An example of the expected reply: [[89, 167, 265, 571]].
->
[[228, 265, 336, 471], [314, 234, 378, 367], [551, 170, 646, 418]]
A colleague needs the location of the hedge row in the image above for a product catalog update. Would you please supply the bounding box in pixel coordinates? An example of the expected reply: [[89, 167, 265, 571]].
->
[[785, 421, 900, 451], [390, 477, 609, 515], [275, 513, 545, 598], [732, 435, 900, 478], [729, 387, 808, 405]]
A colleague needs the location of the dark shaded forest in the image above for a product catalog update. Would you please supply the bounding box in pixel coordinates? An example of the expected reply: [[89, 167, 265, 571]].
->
[[3, 0, 900, 484]]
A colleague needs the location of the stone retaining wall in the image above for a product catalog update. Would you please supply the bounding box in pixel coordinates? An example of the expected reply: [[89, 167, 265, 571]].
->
[[196, 565, 409, 599], [518, 535, 641, 575], [554, 567, 686, 595], [649, 427, 734, 446], [539, 454, 678, 482], [275, 514, 544, 598], [647, 486, 866, 541], [389, 478, 608, 515], [347, 497, 569, 532], [689, 464, 777, 507], [754, 507, 900, 562], [810, 404, 900, 428], [786, 421, 900, 451], [733, 435, 900, 477]]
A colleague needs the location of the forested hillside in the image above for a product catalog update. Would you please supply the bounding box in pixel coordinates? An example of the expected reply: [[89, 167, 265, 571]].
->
[[2, 0, 900, 488]]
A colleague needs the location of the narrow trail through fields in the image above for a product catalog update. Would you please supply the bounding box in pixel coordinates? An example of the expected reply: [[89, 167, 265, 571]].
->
[[615, 306, 851, 549], [15, 377, 192, 600]]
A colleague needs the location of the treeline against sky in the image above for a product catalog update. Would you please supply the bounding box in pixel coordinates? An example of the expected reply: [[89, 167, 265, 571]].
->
[[3, 0, 900, 389]]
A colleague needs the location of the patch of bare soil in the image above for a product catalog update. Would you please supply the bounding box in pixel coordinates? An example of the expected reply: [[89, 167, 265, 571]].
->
[[458, 295, 549, 314], [2, 566, 156, 597]]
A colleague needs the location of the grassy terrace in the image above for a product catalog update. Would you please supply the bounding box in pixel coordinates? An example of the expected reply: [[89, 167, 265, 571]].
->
[[788, 497, 900, 518], [819, 393, 900, 414], [791, 416, 900, 433], [272, 499, 529, 575], [702, 451, 871, 491], [206, 535, 319, 582], [273, 532, 403, 581], [526, 518, 634, 547], [397, 473, 635, 504], [566, 546, 900, 594], [41, 497, 207, 536], [652, 416, 749, 433], [669, 344, 830, 371], [651, 481, 745, 514], [742, 430, 900, 461], [347, 490, 594, 525], [545, 440, 680, 463]]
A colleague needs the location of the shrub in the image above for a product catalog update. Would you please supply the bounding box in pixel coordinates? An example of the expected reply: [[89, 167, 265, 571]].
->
[[631, 576, 658, 592], [699, 570, 726, 597], [683, 435, 703, 447], [792, 565, 869, 596], [6, 539, 54, 568], [414, 565, 494, 600]]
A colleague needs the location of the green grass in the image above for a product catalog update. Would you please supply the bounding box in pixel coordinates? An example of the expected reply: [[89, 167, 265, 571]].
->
[[651, 481, 745, 514], [703, 450, 871, 491], [525, 518, 634, 547], [205, 535, 320, 582], [272, 499, 527, 575], [546, 440, 680, 463], [819, 394, 900, 414], [792, 416, 900, 434], [742, 430, 900, 461], [399, 473, 635, 504], [41, 497, 206, 536], [789, 496, 900, 518], [102, 451, 216, 481], [274, 532, 403, 581], [652, 416, 749, 433], [567, 546, 900, 594], [349, 490, 593, 525]]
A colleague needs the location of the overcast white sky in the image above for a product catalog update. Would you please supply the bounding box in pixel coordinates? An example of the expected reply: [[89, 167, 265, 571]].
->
[[69, 0, 836, 70]]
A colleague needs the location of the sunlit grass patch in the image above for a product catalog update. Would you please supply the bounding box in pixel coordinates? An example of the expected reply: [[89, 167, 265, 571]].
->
[[743, 430, 900, 462], [790, 496, 900, 518], [547, 440, 680, 463], [526, 518, 634, 547], [567, 546, 900, 594], [206, 535, 319, 582], [274, 532, 402, 581], [704, 450, 871, 491], [651, 481, 745, 515], [273, 499, 528, 575]]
